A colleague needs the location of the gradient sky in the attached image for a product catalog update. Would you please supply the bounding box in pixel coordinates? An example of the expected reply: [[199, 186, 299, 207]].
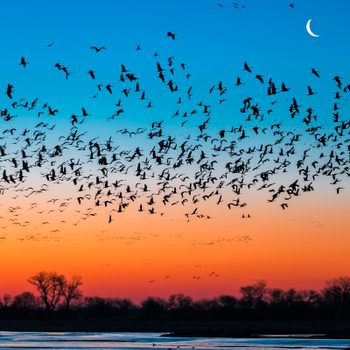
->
[[0, 0, 350, 302]]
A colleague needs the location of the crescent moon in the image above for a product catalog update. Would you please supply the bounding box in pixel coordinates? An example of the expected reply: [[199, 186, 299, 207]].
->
[[306, 19, 319, 38]]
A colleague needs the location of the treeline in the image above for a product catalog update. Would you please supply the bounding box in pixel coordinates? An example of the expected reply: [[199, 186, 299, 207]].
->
[[1, 272, 350, 320]]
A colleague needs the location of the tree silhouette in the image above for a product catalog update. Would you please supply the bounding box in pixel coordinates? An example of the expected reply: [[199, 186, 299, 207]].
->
[[0, 294, 12, 308], [28, 271, 65, 312], [12, 292, 39, 311], [141, 297, 166, 318], [167, 293, 193, 311], [239, 280, 268, 309], [268, 288, 285, 305], [167, 293, 194, 318], [0, 273, 344, 323], [58, 275, 83, 311], [323, 276, 350, 311]]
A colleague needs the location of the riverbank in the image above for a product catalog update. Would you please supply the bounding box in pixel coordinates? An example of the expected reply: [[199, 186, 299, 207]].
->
[[0, 319, 349, 338]]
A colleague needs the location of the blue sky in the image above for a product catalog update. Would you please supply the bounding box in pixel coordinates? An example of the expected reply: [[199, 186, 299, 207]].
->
[[0, 0, 349, 137]]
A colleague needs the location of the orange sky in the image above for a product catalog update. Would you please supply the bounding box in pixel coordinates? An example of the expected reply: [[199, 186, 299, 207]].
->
[[1, 183, 349, 302]]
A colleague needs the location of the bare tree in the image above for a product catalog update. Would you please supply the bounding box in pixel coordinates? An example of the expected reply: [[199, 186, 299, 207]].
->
[[58, 275, 83, 311], [141, 297, 167, 318], [323, 276, 350, 306], [12, 292, 39, 310], [239, 280, 268, 309], [268, 288, 285, 305], [0, 294, 12, 308], [28, 271, 65, 312]]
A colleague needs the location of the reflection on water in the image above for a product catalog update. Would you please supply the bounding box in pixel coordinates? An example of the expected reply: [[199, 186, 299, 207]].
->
[[0, 331, 349, 349]]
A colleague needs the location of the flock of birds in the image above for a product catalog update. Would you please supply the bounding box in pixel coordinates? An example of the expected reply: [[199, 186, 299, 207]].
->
[[0, 28, 349, 233]]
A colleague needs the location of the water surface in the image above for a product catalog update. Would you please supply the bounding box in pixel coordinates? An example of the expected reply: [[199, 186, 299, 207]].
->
[[0, 332, 349, 349]]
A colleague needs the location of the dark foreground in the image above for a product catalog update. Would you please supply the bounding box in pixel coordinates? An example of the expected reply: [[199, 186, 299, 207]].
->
[[0, 319, 350, 339]]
